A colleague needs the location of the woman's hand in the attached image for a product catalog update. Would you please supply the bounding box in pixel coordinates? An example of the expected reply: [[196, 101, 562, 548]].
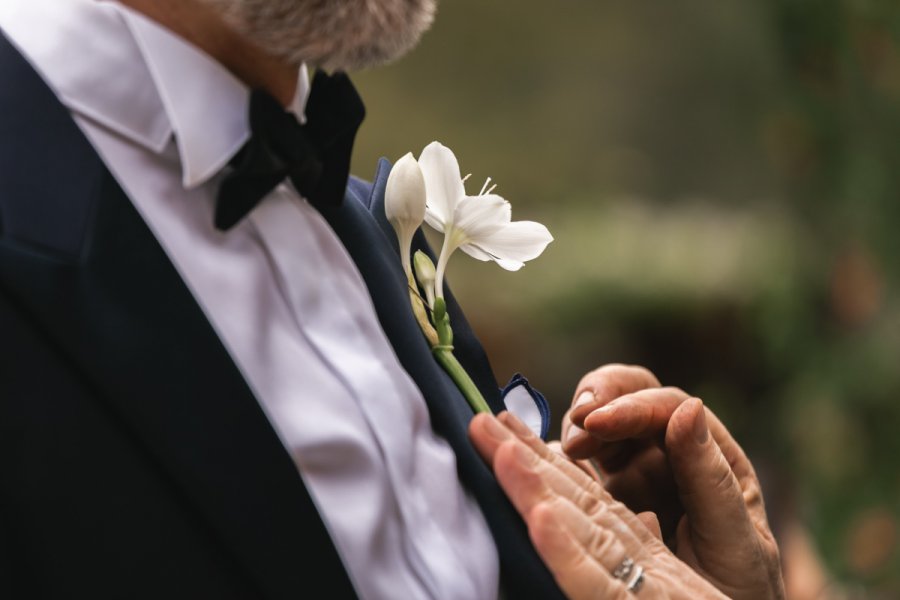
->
[[469, 411, 729, 599], [562, 364, 785, 600]]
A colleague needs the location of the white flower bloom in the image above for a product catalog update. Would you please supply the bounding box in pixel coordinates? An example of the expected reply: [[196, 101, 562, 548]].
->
[[385, 152, 427, 277], [418, 141, 553, 298]]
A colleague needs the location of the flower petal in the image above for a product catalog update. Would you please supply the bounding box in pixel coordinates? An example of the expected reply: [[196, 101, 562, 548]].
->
[[457, 243, 494, 262], [453, 194, 511, 241], [419, 141, 465, 226], [458, 242, 525, 270], [465, 220, 553, 270], [424, 209, 447, 233], [494, 258, 526, 271], [385, 152, 426, 227]]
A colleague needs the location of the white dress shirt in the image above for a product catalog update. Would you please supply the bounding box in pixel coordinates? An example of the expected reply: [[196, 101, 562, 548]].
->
[[0, 2, 500, 598]]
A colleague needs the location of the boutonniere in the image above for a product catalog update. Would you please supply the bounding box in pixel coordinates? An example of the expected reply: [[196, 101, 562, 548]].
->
[[385, 141, 553, 414]]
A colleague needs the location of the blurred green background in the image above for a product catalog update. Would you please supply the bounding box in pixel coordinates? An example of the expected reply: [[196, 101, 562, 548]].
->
[[350, 0, 900, 597]]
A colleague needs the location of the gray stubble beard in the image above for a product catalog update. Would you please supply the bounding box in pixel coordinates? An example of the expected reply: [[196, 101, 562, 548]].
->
[[200, 0, 438, 71]]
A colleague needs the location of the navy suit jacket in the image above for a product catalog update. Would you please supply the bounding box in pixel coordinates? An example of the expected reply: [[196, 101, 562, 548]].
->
[[0, 31, 566, 600]]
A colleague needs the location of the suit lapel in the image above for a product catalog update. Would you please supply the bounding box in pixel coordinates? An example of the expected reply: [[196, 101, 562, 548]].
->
[[321, 164, 566, 600], [361, 160, 507, 412], [0, 31, 355, 599]]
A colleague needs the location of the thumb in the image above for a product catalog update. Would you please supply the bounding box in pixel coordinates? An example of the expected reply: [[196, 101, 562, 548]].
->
[[665, 398, 759, 564]]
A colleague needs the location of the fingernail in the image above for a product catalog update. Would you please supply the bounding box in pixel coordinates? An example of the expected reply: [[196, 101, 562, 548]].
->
[[565, 424, 587, 445], [574, 391, 595, 409], [482, 414, 512, 442], [500, 412, 535, 439], [692, 400, 709, 444]]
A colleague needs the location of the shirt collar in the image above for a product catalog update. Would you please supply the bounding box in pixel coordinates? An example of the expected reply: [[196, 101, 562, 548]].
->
[[0, 0, 171, 151], [117, 5, 311, 189], [0, 0, 310, 190]]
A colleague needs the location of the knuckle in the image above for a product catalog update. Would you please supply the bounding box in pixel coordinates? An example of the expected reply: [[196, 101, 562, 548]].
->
[[574, 483, 605, 517], [661, 386, 688, 399], [712, 458, 739, 495], [528, 499, 556, 526], [587, 522, 617, 557], [579, 363, 633, 387], [626, 364, 661, 386]]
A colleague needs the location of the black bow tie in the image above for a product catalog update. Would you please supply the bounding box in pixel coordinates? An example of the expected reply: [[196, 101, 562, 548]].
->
[[214, 69, 366, 231]]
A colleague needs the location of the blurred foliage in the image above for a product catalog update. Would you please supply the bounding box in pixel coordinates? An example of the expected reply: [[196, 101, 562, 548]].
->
[[350, 0, 900, 596]]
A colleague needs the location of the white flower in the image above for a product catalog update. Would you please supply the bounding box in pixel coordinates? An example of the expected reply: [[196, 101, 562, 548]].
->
[[385, 152, 427, 277], [418, 141, 553, 298]]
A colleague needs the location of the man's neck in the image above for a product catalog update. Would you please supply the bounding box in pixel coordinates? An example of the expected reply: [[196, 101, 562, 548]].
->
[[118, 0, 299, 107]]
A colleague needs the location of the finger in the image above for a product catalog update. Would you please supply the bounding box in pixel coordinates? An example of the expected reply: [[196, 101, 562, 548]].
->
[[492, 440, 655, 571], [492, 442, 665, 599], [584, 387, 691, 441], [601, 449, 660, 510], [565, 387, 689, 462], [468, 411, 519, 464], [547, 439, 602, 483], [479, 420, 693, 597], [489, 413, 660, 552], [498, 414, 622, 518], [563, 364, 661, 456], [601, 445, 683, 543], [636, 511, 663, 542], [572, 385, 772, 541], [499, 412, 605, 488], [494, 441, 634, 568], [527, 501, 634, 600], [470, 412, 603, 504], [701, 410, 772, 531], [569, 363, 662, 423], [578, 438, 646, 474], [601, 446, 673, 513], [664, 398, 761, 564]]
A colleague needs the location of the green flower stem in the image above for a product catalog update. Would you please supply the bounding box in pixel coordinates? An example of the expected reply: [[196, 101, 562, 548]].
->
[[430, 297, 491, 414], [432, 297, 453, 347], [432, 345, 491, 414], [406, 272, 490, 414]]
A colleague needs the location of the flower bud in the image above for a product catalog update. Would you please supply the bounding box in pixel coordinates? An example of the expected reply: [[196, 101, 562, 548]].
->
[[413, 250, 437, 307], [385, 152, 427, 278], [413, 250, 436, 286], [385, 152, 426, 230]]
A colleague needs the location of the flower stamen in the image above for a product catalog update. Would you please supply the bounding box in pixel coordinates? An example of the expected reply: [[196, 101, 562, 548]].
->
[[479, 177, 493, 196]]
